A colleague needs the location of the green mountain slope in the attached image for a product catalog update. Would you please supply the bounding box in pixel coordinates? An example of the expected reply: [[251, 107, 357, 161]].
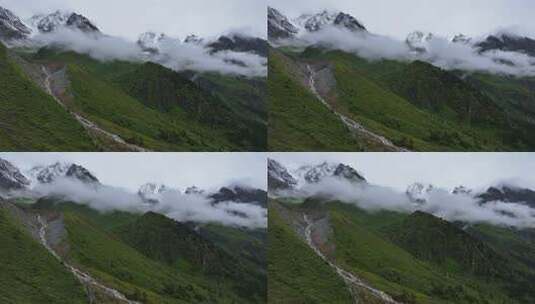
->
[[9, 198, 266, 303], [268, 49, 362, 151], [268, 202, 353, 303], [2, 46, 266, 151], [113, 62, 265, 150], [0, 43, 95, 151], [269, 198, 532, 304], [270, 46, 535, 151], [386, 211, 509, 277], [115, 212, 266, 303], [0, 204, 87, 304]]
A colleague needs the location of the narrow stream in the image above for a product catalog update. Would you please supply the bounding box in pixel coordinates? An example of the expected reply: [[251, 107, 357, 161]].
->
[[37, 215, 141, 304], [41, 66, 149, 152], [306, 65, 409, 152], [303, 215, 400, 304]]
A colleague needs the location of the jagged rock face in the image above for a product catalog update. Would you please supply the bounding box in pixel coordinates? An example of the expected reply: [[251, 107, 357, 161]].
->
[[184, 34, 203, 44], [333, 164, 366, 182], [452, 185, 473, 196], [0, 6, 31, 42], [478, 185, 535, 208], [138, 183, 170, 204], [65, 164, 99, 183], [332, 12, 366, 32], [210, 186, 267, 208], [185, 186, 204, 195], [268, 159, 297, 190], [406, 182, 434, 204], [406, 31, 434, 53], [476, 34, 535, 57], [65, 13, 99, 32], [208, 34, 268, 57], [0, 158, 30, 191], [452, 33, 472, 45], [268, 7, 298, 40], [31, 10, 99, 33], [137, 31, 167, 53]]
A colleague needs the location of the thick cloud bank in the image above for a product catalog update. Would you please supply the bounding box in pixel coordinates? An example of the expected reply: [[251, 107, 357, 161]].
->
[[285, 26, 535, 76], [29, 178, 267, 229], [34, 28, 267, 77], [288, 177, 535, 228]]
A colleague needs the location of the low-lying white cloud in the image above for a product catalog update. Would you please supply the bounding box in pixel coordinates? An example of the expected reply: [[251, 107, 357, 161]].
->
[[33, 28, 266, 77], [287, 177, 535, 228], [28, 178, 267, 229], [283, 26, 535, 76]]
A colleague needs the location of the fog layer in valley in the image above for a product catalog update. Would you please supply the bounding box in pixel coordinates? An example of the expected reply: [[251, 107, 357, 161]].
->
[[281, 176, 535, 228], [22, 177, 267, 229]]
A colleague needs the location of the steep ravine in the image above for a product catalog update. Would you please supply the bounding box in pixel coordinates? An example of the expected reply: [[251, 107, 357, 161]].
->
[[306, 64, 409, 152], [303, 215, 401, 304], [41, 66, 149, 152], [37, 215, 141, 304]]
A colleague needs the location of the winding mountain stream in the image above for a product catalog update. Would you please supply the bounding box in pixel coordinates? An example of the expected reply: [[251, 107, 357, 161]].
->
[[306, 65, 409, 152], [303, 215, 400, 304], [41, 66, 149, 152], [37, 215, 140, 304]]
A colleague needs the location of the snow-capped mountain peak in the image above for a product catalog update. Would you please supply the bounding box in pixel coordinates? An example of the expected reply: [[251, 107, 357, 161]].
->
[[28, 162, 70, 184], [295, 10, 366, 33], [295, 10, 337, 32], [406, 182, 434, 204], [29, 10, 71, 33], [0, 6, 32, 42], [27, 162, 98, 185], [296, 162, 365, 184], [0, 158, 30, 191]]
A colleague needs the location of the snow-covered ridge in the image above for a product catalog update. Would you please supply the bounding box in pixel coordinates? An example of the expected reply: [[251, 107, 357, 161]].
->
[[406, 182, 435, 204], [0, 158, 30, 191], [268, 7, 366, 41], [28, 10, 99, 34], [0, 5, 266, 76]]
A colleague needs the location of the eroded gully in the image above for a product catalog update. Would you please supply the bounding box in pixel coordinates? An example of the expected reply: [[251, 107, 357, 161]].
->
[[306, 65, 409, 152], [41, 66, 149, 152], [303, 215, 401, 304], [37, 215, 141, 304]]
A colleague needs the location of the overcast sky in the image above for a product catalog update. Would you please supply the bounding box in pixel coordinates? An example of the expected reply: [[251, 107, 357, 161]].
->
[[270, 0, 535, 39], [0, 153, 267, 192], [270, 153, 535, 192], [1, 0, 266, 40]]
